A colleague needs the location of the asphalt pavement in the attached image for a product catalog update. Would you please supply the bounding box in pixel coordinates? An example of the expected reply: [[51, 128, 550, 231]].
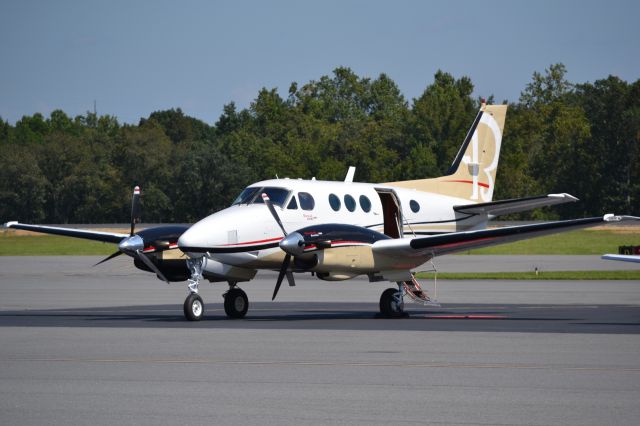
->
[[0, 256, 639, 426]]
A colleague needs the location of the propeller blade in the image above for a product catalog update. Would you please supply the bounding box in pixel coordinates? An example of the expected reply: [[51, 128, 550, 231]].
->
[[272, 254, 291, 300], [286, 271, 296, 287], [93, 250, 123, 266], [262, 193, 287, 236], [130, 186, 141, 236], [135, 250, 169, 284]]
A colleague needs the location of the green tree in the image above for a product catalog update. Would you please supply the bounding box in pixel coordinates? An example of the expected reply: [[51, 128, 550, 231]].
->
[[0, 146, 47, 222], [409, 70, 476, 175], [142, 108, 213, 144]]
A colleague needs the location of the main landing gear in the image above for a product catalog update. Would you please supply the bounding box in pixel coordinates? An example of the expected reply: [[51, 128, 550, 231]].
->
[[379, 283, 406, 318], [224, 286, 249, 319], [184, 256, 249, 321], [379, 276, 439, 318]]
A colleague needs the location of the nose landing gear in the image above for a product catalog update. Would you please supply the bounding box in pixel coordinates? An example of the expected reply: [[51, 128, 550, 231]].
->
[[184, 293, 204, 321], [184, 257, 205, 321], [183, 257, 249, 321]]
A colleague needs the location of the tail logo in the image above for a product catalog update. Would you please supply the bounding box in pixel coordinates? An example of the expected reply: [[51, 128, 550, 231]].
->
[[461, 112, 502, 202]]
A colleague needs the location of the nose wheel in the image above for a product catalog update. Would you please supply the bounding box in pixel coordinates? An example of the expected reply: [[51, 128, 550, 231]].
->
[[184, 293, 204, 321]]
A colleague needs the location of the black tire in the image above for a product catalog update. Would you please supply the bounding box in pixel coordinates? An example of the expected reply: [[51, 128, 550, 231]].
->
[[184, 293, 204, 321], [224, 288, 249, 319], [379, 288, 403, 318]]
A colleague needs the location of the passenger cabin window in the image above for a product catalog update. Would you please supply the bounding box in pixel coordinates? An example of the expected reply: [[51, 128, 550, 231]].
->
[[344, 194, 356, 212], [329, 194, 341, 211], [359, 195, 371, 212], [287, 196, 298, 210], [410, 199, 420, 213], [298, 192, 315, 210]]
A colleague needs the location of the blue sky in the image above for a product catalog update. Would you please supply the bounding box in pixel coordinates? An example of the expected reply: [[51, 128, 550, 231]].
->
[[1, 0, 638, 124]]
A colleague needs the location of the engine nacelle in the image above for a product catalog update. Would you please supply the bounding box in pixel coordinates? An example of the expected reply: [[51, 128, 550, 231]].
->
[[202, 257, 257, 283], [311, 245, 375, 274]]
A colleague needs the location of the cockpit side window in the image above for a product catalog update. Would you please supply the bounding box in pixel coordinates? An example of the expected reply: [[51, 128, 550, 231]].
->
[[252, 187, 290, 207], [232, 187, 260, 205], [287, 196, 298, 210]]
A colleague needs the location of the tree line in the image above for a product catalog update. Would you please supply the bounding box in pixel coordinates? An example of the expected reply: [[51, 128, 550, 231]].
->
[[0, 64, 638, 223]]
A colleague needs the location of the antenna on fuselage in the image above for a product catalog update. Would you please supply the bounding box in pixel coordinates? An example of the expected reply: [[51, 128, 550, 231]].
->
[[344, 166, 356, 183]]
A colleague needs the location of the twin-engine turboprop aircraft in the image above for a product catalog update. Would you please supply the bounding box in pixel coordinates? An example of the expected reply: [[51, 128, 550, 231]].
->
[[6, 102, 638, 320]]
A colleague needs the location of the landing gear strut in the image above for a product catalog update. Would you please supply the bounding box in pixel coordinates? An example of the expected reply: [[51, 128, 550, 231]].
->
[[184, 257, 205, 321], [379, 283, 406, 318]]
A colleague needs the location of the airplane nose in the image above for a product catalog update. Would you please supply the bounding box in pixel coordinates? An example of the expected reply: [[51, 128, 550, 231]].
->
[[178, 227, 206, 253]]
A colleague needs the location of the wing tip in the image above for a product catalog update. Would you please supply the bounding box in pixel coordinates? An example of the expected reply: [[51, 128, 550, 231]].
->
[[603, 214, 640, 222], [4, 221, 18, 229], [548, 193, 579, 202]]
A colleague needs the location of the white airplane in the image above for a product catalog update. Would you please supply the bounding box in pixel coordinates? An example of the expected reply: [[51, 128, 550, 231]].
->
[[6, 102, 639, 321]]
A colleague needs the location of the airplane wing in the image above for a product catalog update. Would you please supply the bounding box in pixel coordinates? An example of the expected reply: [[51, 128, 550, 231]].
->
[[601, 254, 640, 264], [453, 193, 578, 217], [373, 215, 639, 259], [4, 221, 128, 244]]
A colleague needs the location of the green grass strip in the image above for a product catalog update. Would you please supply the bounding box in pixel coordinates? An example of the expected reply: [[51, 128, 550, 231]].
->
[[0, 235, 116, 256], [416, 270, 640, 280], [466, 229, 638, 255]]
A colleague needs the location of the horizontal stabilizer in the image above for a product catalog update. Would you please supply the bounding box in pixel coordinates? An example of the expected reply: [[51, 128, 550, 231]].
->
[[453, 193, 578, 217], [4, 221, 128, 244]]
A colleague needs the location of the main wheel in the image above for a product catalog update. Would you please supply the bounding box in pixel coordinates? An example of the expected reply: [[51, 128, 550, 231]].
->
[[184, 293, 204, 321], [379, 288, 404, 318], [224, 288, 249, 319]]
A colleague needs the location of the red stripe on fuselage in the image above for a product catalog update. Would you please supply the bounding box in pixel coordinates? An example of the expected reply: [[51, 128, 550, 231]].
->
[[220, 237, 282, 247]]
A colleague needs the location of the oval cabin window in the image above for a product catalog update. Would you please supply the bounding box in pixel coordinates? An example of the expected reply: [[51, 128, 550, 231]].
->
[[344, 194, 356, 212], [329, 194, 341, 211]]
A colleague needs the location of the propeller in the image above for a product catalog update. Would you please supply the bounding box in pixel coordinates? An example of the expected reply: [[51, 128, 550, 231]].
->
[[261, 193, 297, 300], [130, 185, 141, 236], [93, 186, 170, 284], [94, 186, 142, 266]]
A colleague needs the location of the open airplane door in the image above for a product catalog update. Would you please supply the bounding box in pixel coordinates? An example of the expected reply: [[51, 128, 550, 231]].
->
[[375, 188, 403, 238]]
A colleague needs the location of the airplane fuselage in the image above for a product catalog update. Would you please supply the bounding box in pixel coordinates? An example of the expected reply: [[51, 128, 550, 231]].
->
[[178, 178, 488, 280]]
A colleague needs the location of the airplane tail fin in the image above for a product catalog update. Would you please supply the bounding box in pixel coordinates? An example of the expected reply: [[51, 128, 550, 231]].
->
[[387, 102, 507, 202]]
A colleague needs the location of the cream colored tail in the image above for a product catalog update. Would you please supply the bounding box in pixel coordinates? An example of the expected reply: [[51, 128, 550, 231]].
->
[[387, 103, 507, 202]]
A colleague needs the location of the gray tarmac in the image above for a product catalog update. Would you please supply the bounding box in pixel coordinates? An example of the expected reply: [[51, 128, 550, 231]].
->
[[0, 256, 639, 426]]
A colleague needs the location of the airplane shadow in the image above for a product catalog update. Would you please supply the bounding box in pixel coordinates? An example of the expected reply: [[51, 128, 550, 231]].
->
[[1, 302, 639, 334]]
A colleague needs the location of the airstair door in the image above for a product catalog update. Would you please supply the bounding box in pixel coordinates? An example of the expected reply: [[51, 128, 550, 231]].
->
[[375, 188, 403, 239]]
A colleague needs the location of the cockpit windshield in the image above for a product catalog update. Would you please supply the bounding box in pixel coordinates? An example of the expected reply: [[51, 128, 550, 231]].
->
[[252, 187, 290, 207], [232, 187, 260, 205], [232, 186, 291, 207]]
